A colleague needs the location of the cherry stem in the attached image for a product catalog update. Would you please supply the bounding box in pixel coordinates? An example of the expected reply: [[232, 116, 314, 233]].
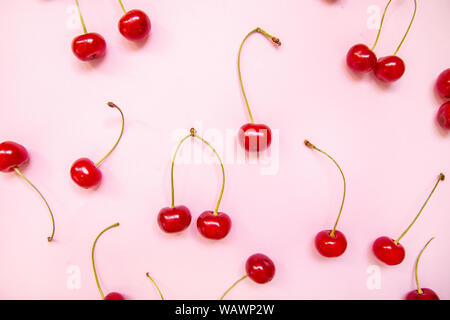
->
[[146, 273, 164, 300], [91, 222, 120, 300], [371, 0, 417, 55], [95, 102, 125, 167], [238, 27, 281, 124], [13, 167, 55, 242], [170, 129, 226, 216], [415, 237, 434, 295], [118, 0, 127, 14], [304, 140, 346, 238], [220, 275, 248, 300], [395, 174, 445, 244], [75, 0, 88, 34]]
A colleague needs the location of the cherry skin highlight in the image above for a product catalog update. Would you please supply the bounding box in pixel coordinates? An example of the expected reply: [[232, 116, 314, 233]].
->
[[72, 33, 106, 61], [372, 236, 406, 266], [70, 158, 102, 189], [246, 254, 275, 284], [436, 68, 450, 99], [0, 141, 29, 172], [315, 230, 347, 258], [104, 292, 125, 300], [197, 211, 231, 240], [158, 205, 192, 233], [346, 44, 377, 73], [119, 9, 151, 41], [437, 102, 450, 130], [406, 288, 439, 300], [238, 123, 272, 152], [374, 56, 405, 82]]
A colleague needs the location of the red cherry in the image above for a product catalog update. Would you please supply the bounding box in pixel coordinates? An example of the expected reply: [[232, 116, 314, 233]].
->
[[372, 236, 406, 266], [238, 123, 272, 152], [437, 101, 450, 130], [104, 292, 125, 300], [119, 9, 151, 41], [157, 205, 192, 233], [0, 141, 29, 172], [70, 158, 103, 189], [246, 253, 276, 284], [346, 44, 377, 73], [315, 230, 347, 258], [197, 211, 231, 240], [405, 288, 439, 300], [72, 33, 106, 61], [374, 56, 405, 82], [70, 102, 124, 190], [436, 68, 450, 99]]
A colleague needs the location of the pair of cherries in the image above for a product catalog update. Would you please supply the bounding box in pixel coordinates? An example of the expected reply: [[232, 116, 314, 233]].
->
[[237, 27, 281, 153], [435, 69, 450, 130], [158, 129, 231, 240], [347, 0, 417, 82], [72, 0, 151, 61], [0, 141, 55, 241]]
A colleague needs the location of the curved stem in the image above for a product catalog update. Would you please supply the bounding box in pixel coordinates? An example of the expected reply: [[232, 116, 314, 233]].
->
[[220, 275, 248, 300], [371, 0, 417, 55], [118, 0, 127, 14], [91, 222, 120, 300], [238, 27, 281, 124], [170, 133, 195, 208], [192, 131, 225, 216], [395, 174, 445, 244], [95, 102, 125, 167], [13, 167, 55, 242], [75, 0, 87, 34], [415, 237, 435, 295], [304, 140, 346, 238], [146, 273, 164, 300]]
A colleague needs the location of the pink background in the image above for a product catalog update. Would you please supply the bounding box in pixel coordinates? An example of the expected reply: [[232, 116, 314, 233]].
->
[[0, 0, 449, 300]]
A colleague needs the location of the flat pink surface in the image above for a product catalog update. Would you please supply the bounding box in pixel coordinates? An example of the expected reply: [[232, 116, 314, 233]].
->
[[0, 0, 449, 300]]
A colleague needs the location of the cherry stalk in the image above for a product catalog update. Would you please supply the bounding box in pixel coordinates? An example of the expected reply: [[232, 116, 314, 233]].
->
[[72, 0, 107, 61], [405, 237, 439, 300], [305, 140, 348, 257], [91, 222, 124, 300], [373, 173, 445, 266], [220, 254, 275, 300], [117, 0, 151, 41], [146, 273, 164, 300], [237, 27, 281, 152], [0, 141, 55, 241], [70, 102, 124, 189]]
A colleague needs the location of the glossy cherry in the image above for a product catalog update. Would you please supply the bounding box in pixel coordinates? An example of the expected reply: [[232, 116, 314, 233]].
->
[[436, 68, 450, 99], [437, 101, 450, 130], [197, 211, 232, 240], [70, 102, 124, 189], [0, 141, 29, 172], [374, 56, 405, 82], [72, 1, 106, 61], [373, 236, 405, 266], [238, 123, 272, 152], [237, 28, 280, 153], [305, 140, 348, 258], [92, 223, 125, 300], [315, 230, 347, 258], [405, 237, 439, 300], [0, 141, 55, 241], [118, 6, 151, 41], [373, 173, 445, 266], [246, 254, 276, 284], [157, 205, 192, 233], [220, 253, 275, 300], [346, 44, 377, 73]]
